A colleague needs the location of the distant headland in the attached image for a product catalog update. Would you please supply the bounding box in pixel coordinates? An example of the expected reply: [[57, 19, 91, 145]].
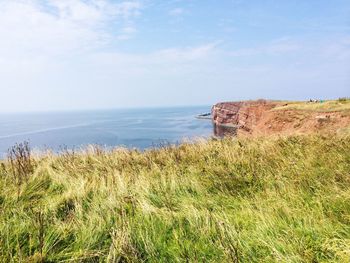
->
[[211, 98, 350, 137]]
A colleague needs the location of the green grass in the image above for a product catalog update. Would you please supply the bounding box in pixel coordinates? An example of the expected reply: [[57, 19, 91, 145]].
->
[[273, 99, 350, 112], [1, 135, 350, 262]]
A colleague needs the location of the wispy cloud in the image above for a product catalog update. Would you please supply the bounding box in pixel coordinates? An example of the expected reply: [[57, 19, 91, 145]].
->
[[113, 1, 143, 19], [152, 42, 219, 62], [0, 0, 143, 58], [117, 25, 138, 40], [169, 7, 185, 16], [89, 42, 220, 72], [229, 38, 301, 57]]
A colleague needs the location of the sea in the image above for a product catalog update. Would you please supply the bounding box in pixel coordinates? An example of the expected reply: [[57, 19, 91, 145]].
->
[[0, 106, 214, 158]]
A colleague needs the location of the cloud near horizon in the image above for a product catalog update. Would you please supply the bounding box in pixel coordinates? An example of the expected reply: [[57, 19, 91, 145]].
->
[[0, 0, 349, 112]]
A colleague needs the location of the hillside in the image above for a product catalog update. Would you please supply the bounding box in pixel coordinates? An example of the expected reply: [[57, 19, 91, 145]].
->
[[1, 134, 350, 262]]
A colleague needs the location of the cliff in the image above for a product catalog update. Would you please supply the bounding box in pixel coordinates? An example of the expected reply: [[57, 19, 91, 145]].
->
[[212, 99, 350, 136]]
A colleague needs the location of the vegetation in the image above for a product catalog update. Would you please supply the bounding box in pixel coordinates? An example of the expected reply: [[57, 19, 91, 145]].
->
[[338, 97, 350, 103], [0, 135, 350, 262], [274, 99, 350, 112]]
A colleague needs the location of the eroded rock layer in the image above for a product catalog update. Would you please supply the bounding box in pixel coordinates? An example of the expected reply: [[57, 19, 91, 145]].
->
[[212, 100, 276, 133], [211, 100, 350, 136]]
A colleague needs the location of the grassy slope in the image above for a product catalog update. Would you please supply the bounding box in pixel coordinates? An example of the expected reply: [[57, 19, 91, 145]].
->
[[0, 135, 350, 262], [273, 99, 350, 112]]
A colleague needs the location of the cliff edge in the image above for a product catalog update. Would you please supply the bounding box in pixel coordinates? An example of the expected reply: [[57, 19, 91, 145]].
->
[[212, 99, 350, 136]]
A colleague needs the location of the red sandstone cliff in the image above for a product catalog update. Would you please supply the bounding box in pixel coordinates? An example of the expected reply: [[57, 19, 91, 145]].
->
[[212, 100, 277, 132], [212, 100, 350, 136]]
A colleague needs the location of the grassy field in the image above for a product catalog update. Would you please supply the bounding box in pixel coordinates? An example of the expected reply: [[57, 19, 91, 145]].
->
[[273, 98, 350, 112], [0, 135, 350, 262]]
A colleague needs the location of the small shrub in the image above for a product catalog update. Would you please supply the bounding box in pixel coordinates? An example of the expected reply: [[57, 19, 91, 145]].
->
[[7, 141, 34, 188]]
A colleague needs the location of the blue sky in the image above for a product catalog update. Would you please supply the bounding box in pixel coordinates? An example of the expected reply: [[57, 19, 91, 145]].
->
[[0, 0, 349, 112]]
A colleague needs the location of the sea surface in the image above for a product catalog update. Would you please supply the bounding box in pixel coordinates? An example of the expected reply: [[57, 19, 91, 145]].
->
[[0, 106, 213, 158]]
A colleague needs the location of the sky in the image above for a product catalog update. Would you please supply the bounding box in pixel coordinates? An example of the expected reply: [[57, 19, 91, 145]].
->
[[0, 0, 349, 112]]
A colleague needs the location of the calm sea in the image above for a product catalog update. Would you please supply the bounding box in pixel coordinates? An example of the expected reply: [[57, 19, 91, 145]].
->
[[0, 106, 213, 158]]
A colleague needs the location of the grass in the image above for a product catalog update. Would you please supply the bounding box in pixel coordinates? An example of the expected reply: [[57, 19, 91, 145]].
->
[[273, 99, 350, 112], [0, 135, 350, 262]]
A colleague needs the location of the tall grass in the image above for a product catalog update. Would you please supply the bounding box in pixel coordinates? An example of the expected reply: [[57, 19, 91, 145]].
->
[[0, 135, 349, 262]]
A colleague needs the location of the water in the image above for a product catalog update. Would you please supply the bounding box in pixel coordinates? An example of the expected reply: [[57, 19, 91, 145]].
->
[[0, 106, 213, 158]]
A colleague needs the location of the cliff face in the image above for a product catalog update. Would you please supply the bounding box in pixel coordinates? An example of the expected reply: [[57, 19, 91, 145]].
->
[[211, 100, 350, 136], [212, 100, 277, 133]]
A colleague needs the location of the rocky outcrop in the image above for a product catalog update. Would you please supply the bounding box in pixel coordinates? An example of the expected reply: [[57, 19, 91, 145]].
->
[[212, 100, 277, 133], [211, 102, 243, 126]]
